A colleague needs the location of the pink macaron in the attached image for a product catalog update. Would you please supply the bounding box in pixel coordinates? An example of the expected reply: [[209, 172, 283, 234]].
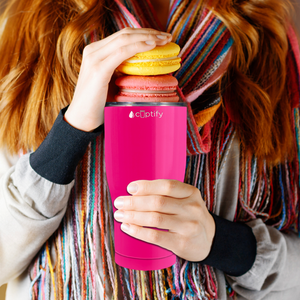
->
[[114, 75, 179, 102]]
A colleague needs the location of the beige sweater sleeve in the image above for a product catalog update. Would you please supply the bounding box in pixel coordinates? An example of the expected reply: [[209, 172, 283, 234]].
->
[[226, 219, 300, 299], [0, 152, 73, 285]]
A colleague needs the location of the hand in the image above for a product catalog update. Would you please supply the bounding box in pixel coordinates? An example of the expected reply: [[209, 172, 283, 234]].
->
[[113, 179, 216, 262], [64, 27, 172, 132]]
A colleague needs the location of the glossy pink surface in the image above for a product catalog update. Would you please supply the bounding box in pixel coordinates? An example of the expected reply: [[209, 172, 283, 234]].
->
[[104, 104, 187, 270]]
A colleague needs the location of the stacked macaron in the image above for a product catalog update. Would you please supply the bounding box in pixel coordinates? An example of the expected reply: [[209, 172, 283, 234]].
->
[[115, 42, 181, 102], [115, 75, 179, 103]]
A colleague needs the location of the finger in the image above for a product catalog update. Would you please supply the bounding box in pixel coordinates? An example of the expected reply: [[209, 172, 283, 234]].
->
[[88, 32, 172, 62], [120, 222, 176, 250], [114, 210, 180, 231], [95, 27, 171, 49], [100, 41, 158, 75], [127, 179, 196, 198], [114, 194, 181, 215], [85, 27, 172, 55], [81, 41, 158, 88]]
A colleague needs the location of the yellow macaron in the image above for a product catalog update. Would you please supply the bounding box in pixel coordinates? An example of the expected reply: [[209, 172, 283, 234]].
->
[[117, 42, 181, 76]]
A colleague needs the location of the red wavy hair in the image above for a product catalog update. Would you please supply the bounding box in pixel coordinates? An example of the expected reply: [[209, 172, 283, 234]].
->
[[207, 0, 299, 166], [0, 0, 298, 167]]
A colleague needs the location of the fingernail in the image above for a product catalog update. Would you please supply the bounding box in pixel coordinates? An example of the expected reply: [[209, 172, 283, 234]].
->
[[114, 211, 124, 220], [145, 40, 155, 45], [160, 32, 172, 36], [127, 183, 138, 194], [114, 198, 124, 208], [121, 223, 130, 231], [156, 35, 167, 39]]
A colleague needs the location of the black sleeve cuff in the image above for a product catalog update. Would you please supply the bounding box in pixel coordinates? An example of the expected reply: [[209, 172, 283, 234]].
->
[[29, 106, 104, 184], [199, 213, 257, 277]]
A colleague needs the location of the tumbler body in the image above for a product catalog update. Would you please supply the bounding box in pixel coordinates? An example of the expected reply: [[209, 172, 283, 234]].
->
[[104, 102, 187, 270]]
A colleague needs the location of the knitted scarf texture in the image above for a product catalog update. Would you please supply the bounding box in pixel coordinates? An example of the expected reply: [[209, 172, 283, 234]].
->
[[29, 0, 300, 299]]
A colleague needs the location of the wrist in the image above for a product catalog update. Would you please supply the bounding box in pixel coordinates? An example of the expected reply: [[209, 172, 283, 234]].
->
[[202, 209, 216, 260], [198, 213, 257, 277], [64, 104, 104, 132], [30, 106, 104, 184]]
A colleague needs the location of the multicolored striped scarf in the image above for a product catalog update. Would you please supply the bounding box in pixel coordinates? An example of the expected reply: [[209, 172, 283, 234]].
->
[[28, 0, 300, 299]]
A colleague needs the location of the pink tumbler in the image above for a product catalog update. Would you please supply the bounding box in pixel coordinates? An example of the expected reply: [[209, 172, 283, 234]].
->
[[104, 102, 187, 270]]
